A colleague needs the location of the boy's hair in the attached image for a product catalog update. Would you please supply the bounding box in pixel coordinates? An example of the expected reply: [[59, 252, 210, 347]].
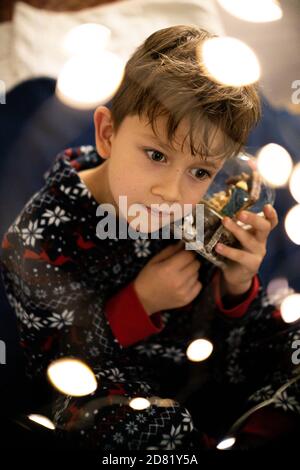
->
[[110, 24, 261, 161]]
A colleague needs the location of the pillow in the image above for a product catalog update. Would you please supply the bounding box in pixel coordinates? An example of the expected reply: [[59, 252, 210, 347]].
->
[[11, 0, 224, 86], [0, 22, 18, 91], [0, 21, 12, 59]]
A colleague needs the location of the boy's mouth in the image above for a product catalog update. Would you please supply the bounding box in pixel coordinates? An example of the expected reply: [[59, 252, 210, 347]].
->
[[144, 205, 172, 217]]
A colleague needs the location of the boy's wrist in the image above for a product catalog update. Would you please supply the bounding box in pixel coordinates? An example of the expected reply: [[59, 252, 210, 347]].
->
[[133, 280, 155, 316], [220, 273, 253, 299]]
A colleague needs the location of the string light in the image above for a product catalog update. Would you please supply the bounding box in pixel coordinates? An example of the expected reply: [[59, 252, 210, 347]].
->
[[201, 37, 260, 86], [129, 397, 151, 410], [267, 277, 289, 294], [216, 437, 236, 450], [289, 163, 300, 203], [28, 414, 55, 430], [186, 338, 213, 362], [266, 278, 295, 307], [56, 51, 124, 109], [63, 23, 111, 57], [216, 371, 300, 449], [47, 357, 98, 396], [257, 143, 293, 187], [284, 204, 300, 245], [280, 293, 300, 323], [217, 0, 282, 23]]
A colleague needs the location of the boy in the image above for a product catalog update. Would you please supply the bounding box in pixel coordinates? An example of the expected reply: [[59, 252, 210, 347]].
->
[[1, 25, 299, 450]]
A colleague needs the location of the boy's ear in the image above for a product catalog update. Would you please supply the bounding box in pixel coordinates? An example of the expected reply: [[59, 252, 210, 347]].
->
[[94, 106, 114, 159]]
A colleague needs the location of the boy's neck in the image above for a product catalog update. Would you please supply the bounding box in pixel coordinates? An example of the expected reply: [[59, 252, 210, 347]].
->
[[78, 161, 116, 210]]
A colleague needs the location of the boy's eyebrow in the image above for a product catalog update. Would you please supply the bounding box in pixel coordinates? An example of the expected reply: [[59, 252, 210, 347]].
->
[[140, 133, 220, 169]]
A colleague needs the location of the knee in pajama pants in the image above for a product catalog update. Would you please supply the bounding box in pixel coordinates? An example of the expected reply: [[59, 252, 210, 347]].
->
[[51, 393, 201, 450]]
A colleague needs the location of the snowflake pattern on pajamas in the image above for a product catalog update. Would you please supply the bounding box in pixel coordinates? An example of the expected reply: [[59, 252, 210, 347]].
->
[[1, 146, 300, 450]]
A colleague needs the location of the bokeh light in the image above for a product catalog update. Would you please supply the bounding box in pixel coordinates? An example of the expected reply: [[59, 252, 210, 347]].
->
[[47, 358, 98, 396], [267, 277, 289, 295], [186, 338, 213, 362], [56, 51, 124, 109], [63, 23, 111, 56], [129, 397, 151, 410], [216, 437, 236, 450], [257, 143, 293, 187], [217, 0, 282, 23], [285, 204, 300, 245], [289, 163, 300, 203], [201, 37, 260, 86], [28, 414, 55, 430], [266, 277, 295, 307], [280, 293, 300, 323]]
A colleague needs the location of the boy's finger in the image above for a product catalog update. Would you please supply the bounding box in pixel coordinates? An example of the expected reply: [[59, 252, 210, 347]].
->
[[263, 204, 279, 229], [167, 247, 199, 272], [215, 243, 259, 271], [150, 240, 184, 263], [222, 217, 262, 255], [237, 210, 272, 242]]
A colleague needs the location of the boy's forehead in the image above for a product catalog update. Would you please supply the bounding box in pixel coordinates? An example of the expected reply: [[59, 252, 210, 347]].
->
[[132, 113, 226, 165]]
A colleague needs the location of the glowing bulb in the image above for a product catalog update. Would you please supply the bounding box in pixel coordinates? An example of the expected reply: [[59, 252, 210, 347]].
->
[[63, 23, 111, 56], [201, 37, 260, 86], [280, 293, 300, 323], [56, 51, 124, 109], [217, 0, 282, 23], [47, 358, 97, 396], [257, 144, 293, 187], [216, 437, 236, 450], [285, 204, 300, 245], [186, 339, 213, 362], [28, 414, 55, 430], [266, 278, 295, 306], [289, 163, 300, 203], [129, 397, 151, 410]]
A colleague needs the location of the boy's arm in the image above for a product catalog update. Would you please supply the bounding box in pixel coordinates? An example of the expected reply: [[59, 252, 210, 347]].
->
[[103, 253, 300, 446], [103, 263, 260, 349], [211, 268, 260, 318], [104, 281, 165, 347]]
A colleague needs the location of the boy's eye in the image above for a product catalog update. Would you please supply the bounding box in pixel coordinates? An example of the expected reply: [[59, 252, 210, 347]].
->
[[145, 149, 166, 162], [190, 168, 212, 180], [144, 148, 212, 180]]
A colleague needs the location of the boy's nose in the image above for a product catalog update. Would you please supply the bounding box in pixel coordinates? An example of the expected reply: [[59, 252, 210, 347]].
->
[[151, 177, 181, 203]]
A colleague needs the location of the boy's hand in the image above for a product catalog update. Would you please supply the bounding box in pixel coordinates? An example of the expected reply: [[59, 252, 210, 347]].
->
[[215, 204, 278, 297], [133, 241, 203, 316]]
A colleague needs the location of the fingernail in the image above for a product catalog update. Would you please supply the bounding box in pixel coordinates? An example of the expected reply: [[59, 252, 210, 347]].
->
[[216, 243, 223, 252]]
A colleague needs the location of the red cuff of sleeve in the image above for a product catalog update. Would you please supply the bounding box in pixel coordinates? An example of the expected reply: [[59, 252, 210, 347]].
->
[[104, 282, 164, 347], [212, 270, 260, 318]]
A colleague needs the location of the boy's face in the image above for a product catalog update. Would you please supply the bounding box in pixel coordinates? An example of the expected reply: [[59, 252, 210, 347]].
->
[[94, 107, 225, 233]]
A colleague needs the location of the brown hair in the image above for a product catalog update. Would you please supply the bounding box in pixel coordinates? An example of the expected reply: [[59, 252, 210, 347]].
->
[[110, 25, 261, 161]]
